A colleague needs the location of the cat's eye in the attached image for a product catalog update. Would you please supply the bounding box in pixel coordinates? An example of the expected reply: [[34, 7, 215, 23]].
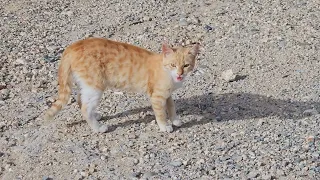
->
[[171, 63, 176, 67], [184, 64, 190, 67]]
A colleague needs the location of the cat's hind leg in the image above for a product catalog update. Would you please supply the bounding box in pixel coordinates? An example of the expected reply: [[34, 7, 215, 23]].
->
[[77, 84, 101, 121], [80, 85, 107, 133]]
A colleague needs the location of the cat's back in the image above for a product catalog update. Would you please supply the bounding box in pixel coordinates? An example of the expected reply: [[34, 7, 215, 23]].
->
[[62, 37, 158, 92], [67, 37, 121, 50], [64, 37, 154, 57]]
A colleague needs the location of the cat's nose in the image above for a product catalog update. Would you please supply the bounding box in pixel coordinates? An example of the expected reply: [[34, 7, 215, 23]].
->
[[177, 70, 183, 76]]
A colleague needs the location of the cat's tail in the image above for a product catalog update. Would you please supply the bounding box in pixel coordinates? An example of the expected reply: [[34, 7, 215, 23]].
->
[[44, 54, 73, 121]]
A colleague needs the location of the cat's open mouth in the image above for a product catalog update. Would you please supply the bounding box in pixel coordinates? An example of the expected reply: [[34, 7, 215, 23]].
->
[[176, 76, 183, 81]]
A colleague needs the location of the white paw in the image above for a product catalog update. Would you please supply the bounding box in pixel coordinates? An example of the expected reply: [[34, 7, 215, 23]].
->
[[98, 125, 108, 133], [92, 127, 100, 133], [91, 123, 107, 133], [172, 119, 182, 127], [159, 124, 173, 133], [94, 113, 102, 121]]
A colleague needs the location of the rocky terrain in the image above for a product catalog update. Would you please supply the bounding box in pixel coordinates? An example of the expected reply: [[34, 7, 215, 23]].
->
[[0, 0, 319, 179]]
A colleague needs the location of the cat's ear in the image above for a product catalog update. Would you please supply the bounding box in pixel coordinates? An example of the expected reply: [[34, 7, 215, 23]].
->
[[162, 43, 174, 57], [188, 43, 200, 56]]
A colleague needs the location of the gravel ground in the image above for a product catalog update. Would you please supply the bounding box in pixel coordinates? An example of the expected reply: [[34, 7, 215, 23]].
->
[[1, 0, 320, 179]]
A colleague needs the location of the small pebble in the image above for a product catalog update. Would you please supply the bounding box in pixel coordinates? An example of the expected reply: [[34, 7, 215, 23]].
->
[[196, 159, 205, 164], [204, 25, 213, 31], [303, 109, 318, 116], [0, 85, 6, 90], [88, 164, 97, 173], [133, 158, 139, 164], [43, 55, 58, 63], [42, 176, 51, 180], [14, 58, 26, 65], [80, 171, 88, 177], [276, 169, 285, 176], [261, 174, 272, 180], [179, 18, 189, 26], [114, 91, 123, 95], [143, 16, 152, 21], [130, 172, 141, 178], [142, 171, 156, 179], [170, 160, 182, 167], [61, 11, 73, 16], [247, 171, 260, 178], [221, 69, 237, 82], [100, 155, 106, 160]]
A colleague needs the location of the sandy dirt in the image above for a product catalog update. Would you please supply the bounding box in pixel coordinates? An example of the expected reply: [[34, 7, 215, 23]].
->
[[0, 0, 319, 179]]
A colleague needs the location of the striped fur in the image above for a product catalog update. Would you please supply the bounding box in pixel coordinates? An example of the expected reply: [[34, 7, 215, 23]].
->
[[43, 37, 199, 133]]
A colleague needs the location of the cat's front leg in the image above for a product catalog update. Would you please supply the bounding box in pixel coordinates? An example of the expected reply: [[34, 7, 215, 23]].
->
[[150, 95, 173, 133], [166, 96, 182, 127]]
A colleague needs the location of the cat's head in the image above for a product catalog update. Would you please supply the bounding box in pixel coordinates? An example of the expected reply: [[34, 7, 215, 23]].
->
[[162, 43, 200, 82]]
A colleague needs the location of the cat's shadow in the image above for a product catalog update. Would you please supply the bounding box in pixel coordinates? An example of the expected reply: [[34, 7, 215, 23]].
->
[[67, 93, 319, 132]]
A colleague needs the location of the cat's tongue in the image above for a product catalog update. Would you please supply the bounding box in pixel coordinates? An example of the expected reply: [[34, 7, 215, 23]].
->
[[176, 76, 183, 81]]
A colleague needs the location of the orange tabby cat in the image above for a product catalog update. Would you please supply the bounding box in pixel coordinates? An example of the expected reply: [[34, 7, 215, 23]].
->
[[44, 37, 199, 133]]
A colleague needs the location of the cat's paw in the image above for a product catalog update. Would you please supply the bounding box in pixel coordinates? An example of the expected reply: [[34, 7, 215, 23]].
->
[[159, 124, 173, 133], [91, 124, 108, 133], [94, 113, 102, 121], [172, 119, 182, 127], [165, 125, 174, 133], [98, 125, 108, 133]]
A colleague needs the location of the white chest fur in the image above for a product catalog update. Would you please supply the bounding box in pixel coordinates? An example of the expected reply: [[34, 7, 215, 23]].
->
[[172, 81, 183, 91]]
